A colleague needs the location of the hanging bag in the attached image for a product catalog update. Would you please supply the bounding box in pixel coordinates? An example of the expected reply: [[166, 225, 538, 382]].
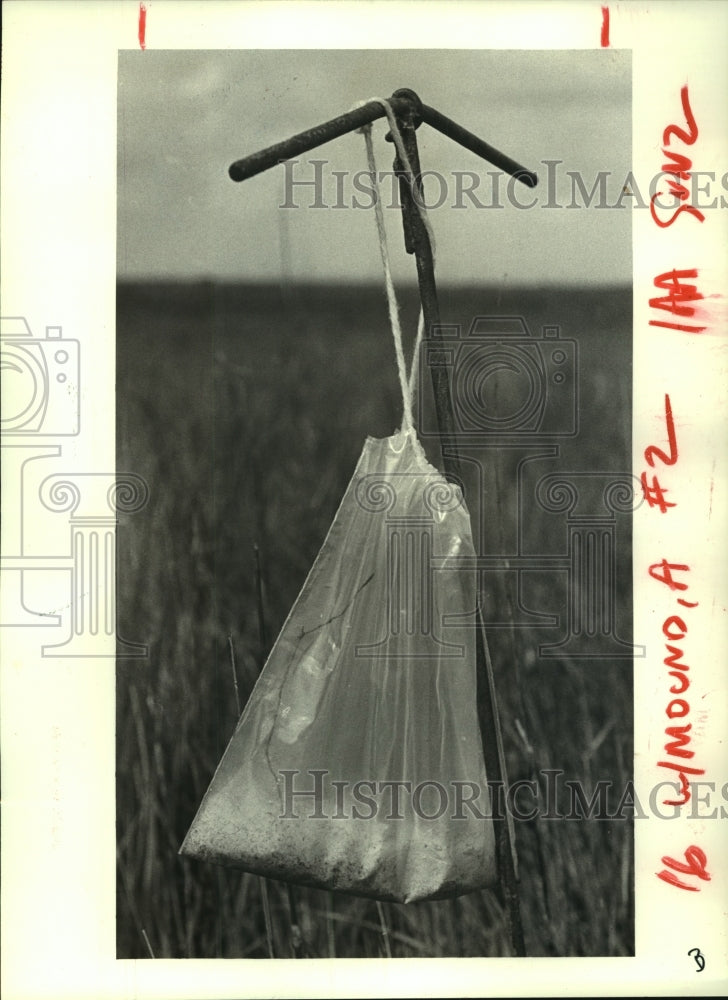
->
[[181, 102, 497, 902]]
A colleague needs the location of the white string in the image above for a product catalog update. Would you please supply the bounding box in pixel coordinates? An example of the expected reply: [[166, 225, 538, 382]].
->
[[360, 124, 413, 431], [354, 97, 435, 433], [408, 312, 424, 401], [370, 99, 437, 264]]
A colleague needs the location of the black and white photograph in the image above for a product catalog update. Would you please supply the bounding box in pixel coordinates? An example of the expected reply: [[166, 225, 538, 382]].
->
[[2, 3, 727, 998], [116, 47, 635, 959]]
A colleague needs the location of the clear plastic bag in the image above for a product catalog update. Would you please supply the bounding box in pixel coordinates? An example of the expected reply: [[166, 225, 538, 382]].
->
[[181, 103, 497, 901], [180, 427, 497, 902]]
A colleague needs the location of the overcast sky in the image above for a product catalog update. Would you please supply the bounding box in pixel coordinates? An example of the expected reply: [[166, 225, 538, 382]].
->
[[117, 48, 631, 285]]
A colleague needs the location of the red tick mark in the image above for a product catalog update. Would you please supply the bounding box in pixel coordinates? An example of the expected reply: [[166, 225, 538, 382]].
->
[[138, 3, 147, 51], [601, 6, 610, 47]]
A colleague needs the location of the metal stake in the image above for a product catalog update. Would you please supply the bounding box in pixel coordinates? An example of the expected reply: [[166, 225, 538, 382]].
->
[[229, 88, 535, 956], [389, 89, 525, 956]]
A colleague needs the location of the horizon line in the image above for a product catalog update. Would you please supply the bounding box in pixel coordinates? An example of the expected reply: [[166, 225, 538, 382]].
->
[[117, 276, 632, 290]]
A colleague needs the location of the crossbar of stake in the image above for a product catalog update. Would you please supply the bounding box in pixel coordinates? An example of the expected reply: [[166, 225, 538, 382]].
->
[[229, 89, 537, 188], [229, 88, 537, 956]]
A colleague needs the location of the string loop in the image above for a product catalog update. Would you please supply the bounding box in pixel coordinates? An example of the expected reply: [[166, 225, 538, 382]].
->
[[356, 98, 435, 434]]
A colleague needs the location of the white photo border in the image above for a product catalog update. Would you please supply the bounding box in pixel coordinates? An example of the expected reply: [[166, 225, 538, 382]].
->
[[2, 2, 726, 997]]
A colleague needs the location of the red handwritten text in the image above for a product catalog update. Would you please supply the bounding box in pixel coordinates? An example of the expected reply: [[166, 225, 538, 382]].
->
[[646, 88, 711, 897], [649, 268, 706, 334], [650, 86, 704, 229], [657, 845, 711, 892], [138, 3, 147, 51], [649, 560, 704, 805], [601, 7, 610, 48], [640, 394, 678, 512]]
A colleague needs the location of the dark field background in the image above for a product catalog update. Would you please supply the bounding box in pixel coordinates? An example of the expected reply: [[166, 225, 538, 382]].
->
[[116, 279, 634, 958]]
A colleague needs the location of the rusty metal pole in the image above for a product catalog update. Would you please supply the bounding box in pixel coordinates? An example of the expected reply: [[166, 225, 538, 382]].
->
[[387, 92, 463, 483], [390, 89, 526, 957]]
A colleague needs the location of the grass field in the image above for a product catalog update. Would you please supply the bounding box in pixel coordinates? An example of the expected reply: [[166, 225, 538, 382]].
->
[[116, 279, 634, 958]]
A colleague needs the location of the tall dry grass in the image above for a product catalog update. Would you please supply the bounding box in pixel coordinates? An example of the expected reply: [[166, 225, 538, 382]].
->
[[116, 280, 634, 958]]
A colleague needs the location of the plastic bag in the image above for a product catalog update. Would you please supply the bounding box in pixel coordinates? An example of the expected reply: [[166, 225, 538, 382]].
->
[[180, 427, 497, 902], [181, 102, 497, 901]]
